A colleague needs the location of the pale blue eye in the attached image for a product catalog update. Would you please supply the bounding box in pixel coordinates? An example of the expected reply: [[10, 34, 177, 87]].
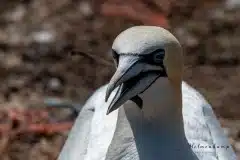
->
[[153, 51, 164, 63]]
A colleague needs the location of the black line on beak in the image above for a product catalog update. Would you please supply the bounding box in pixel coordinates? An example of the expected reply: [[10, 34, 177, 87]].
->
[[130, 95, 143, 109]]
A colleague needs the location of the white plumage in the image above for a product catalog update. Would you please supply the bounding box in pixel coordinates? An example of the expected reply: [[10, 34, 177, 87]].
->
[[58, 26, 237, 160]]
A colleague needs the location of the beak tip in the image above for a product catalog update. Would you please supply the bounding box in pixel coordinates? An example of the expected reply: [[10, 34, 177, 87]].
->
[[106, 107, 112, 115], [106, 101, 118, 115]]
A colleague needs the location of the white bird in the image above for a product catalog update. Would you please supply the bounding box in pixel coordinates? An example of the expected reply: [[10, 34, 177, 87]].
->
[[57, 26, 237, 160]]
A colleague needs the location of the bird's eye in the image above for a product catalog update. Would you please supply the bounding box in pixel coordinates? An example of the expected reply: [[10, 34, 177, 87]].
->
[[153, 49, 165, 63]]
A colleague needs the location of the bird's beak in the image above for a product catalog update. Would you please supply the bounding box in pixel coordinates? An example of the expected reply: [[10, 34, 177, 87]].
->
[[105, 55, 166, 115]]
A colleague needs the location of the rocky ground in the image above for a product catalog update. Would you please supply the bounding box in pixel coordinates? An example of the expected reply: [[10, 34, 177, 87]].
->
[[0, 0, 239, 159]]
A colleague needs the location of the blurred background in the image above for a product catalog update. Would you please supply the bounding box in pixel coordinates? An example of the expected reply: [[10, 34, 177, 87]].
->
[[0, 0, 239, 159]]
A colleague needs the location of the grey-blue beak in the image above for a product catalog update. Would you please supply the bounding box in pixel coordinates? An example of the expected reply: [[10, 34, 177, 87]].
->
[[105, 55, 165, 115]]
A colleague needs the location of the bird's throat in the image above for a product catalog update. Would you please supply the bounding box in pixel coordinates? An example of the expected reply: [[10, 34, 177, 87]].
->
[[122, 78, 197, 159], [124, 78, 182, 124]]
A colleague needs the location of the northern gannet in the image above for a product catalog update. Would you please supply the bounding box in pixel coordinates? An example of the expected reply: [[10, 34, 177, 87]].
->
[[57, 26, 237, 160]]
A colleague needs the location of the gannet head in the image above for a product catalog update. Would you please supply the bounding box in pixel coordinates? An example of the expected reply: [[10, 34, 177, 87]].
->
[[105, 26, 183, 114]]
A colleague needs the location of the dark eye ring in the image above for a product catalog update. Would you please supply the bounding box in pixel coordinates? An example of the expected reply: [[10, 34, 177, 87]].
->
[[153, 50, 165, 63]]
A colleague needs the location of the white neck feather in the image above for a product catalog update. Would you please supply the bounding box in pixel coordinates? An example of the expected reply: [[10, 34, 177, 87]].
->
[[123, 78, 198, 159]]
